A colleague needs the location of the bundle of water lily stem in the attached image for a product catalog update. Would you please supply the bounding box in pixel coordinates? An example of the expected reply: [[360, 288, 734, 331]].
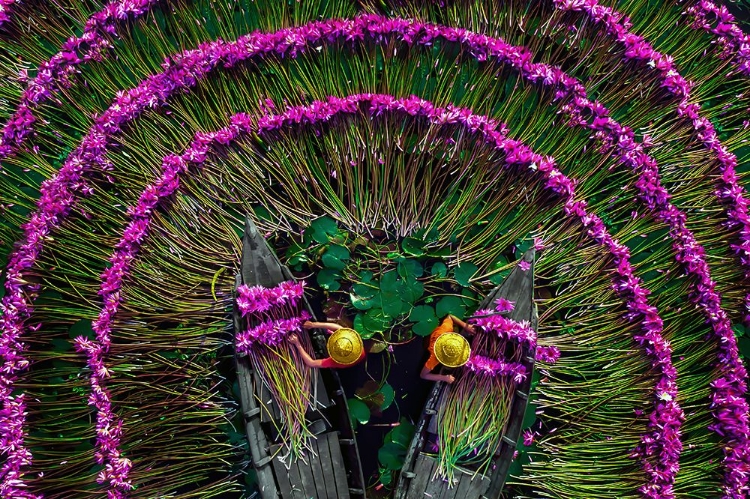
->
[[235, 279, 317, 461], [436, 302, 536, 484]]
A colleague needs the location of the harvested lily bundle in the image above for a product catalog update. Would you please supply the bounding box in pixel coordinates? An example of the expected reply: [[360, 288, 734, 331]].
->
[[235, 280, 316, 460], [436, 309, 534, 483]]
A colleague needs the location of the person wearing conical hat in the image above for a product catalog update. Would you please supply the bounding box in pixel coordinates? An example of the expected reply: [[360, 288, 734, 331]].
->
[[420, 315, 474, 384], [288, 320, 366, 368]]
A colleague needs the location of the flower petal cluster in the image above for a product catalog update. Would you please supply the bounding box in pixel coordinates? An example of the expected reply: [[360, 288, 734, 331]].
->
[[553, 2, 749, 495], [535, 346, 561, 364], [471, 310, 537, 348], [464, 353, 527, 384], [686, 1, 750, 76], [236, 311, 312, 354], [236, 281, 305, 316], [0, 0, 159, 159]]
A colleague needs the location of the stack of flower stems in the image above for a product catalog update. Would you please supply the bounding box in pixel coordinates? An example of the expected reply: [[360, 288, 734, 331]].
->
[[437, 330, 517, 484]]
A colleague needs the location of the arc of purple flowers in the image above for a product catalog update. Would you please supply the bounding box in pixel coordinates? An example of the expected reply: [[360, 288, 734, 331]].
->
[[0, 0, 16, 27], [1, 15, 745, 495], [0, 0, 160, 159], [89, 92, 681, 498], [685, 0, 750, 77], [555, 1, 750, 491]]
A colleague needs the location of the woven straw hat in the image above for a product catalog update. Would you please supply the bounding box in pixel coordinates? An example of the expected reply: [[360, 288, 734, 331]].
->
[[327, 328, 364, 365], [434, 332, 471, 368]]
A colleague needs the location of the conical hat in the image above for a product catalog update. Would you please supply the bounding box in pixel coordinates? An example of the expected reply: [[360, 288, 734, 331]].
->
[[434, 332, 471, 368], [327, 328, 364, 366]]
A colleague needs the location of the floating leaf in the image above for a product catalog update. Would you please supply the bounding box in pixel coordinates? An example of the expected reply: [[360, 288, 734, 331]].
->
[[431, 262, 448, 278], [364, 307, 390, 333], [413, 316, 439, 336], [284, 241, 307, 266], [380, 291, 404, 318], [388, 419, 416, 448], [379, 469, 394, 487], [402, 237, 425, 256], [316, 268, 341, 291], [397, 258, 423, 279], [354, 313, 376, 340], [401, 278, 425, 304], [352, 283, 378, 298], [380, 383, 395, 410], [350, 293, 376, 311], [378, 441, 407, 470], [309, 216, 338, 243], [436, 296, 466, 318], [453, 262, 478, 287], [409, 305, 436, 323], [322, 244, 350, 270], [380, 270, 400, 292], [348, 398, 370, 426]]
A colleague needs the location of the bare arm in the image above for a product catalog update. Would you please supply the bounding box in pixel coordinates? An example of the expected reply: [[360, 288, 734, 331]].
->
[[420, 365, 455, 384], [303, 321, 342, 333], [450, 314, 475, 335], [289, 334, 326, 368]]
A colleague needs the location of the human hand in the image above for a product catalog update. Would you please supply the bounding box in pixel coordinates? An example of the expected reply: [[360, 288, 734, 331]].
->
[[289, 333, 300, 345], [443, 374, 455, 384]]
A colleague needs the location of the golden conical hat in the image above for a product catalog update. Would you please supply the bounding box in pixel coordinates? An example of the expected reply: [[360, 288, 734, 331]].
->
[[327, 328, 364, 366], [434, 332, 471, 368]]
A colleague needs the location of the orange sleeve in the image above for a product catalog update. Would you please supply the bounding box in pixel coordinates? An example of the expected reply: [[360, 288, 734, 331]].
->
[[424, 316, 454, 371]]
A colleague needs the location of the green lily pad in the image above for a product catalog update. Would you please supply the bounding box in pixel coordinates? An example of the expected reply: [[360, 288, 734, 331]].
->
[[397, 258, 424, 279], [461, 288, 478, 307], [321, 244, 350, 270], [409, 305, 436, 323], [317, 268, 341, 291], [285, 241, 307, 266], [380, 383, 395, 410], [348, 398, 370, 426], [352, 282, 377, 299], [350, 293, 376, 311], [364, 308, 390, 333], [453, 262, 478, 287], [380, 291, 404, 318], [402, 280, 424, 305], [353, 313, 375, 339], [379, 469, 394, 487], [309, 216, 338, 244], [413, 316, 439, 336], [380, 270, 400, 292], [431, 262, 448, 278], [389, 419, 416, 447], [378, 441, 407, 470], [402, 237, 425, 256], [436, 295, 466, 318]]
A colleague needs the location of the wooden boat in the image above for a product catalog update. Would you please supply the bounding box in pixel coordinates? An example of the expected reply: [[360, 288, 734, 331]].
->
[[395, 248, 537, 499], [232, 218, 367, 499]]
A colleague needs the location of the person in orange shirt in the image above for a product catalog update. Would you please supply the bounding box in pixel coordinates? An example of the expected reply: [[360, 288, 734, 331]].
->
[[289, 320, 366, 369], [420, 314, 475, 384]]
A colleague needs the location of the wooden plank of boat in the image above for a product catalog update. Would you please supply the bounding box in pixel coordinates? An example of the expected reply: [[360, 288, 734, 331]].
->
[[235, 217, 366, 498], [405, 453, 437, 499], [395, 248, 536, 499], [307, 434, 329, 499]]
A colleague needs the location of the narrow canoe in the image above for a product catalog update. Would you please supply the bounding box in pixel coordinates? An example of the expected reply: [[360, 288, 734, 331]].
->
[[395, 248, 537, 499], [232, 217, 367, 499]]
